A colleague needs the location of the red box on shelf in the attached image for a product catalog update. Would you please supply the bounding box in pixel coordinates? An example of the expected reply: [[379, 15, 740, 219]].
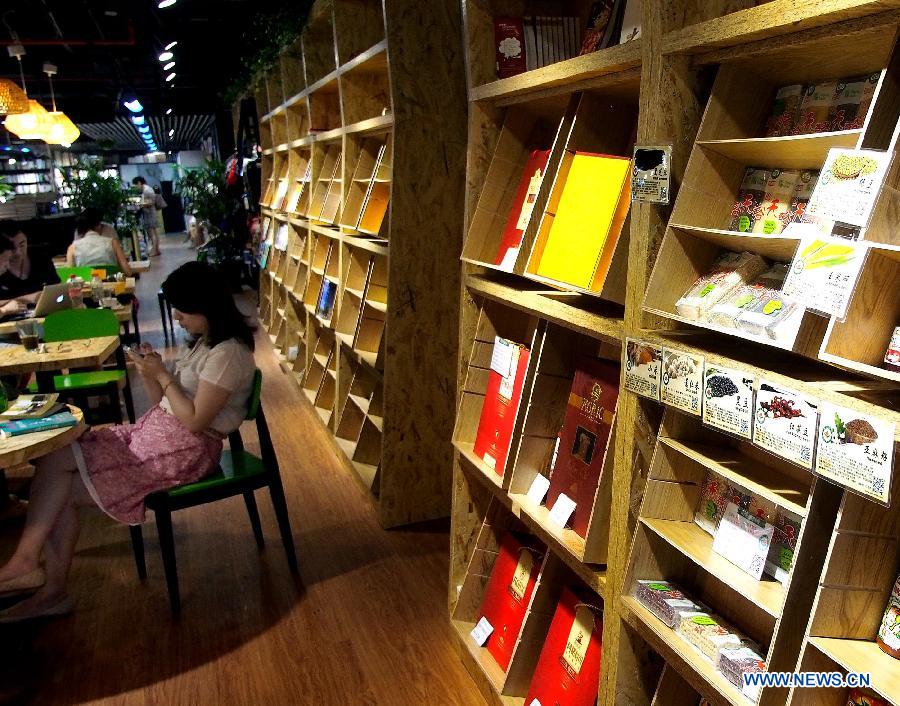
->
[[477, 531, 545, 672], [524, 586, 603, 706], [494, 149, 552, 269], [494, 17, 527, 78]]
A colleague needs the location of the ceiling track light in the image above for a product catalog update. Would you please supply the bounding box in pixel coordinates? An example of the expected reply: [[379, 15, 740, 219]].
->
[[165, 73, 176, 82], [123, 98, 143, 113], [163, 61, 175, 71], [158, 51, 173, 62], [165, 108, 173, 115], [165, 41, 178, 50], [158, 0, 176, 8]]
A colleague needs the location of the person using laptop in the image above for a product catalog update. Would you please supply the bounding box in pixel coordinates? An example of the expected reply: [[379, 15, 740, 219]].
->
[[65, 208, 133, 277], [0, 224, 60, 304], [0, 237, 28, 317]]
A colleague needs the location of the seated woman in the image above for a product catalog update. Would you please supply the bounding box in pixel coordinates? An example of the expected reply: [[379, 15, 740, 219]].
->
[[0, 261, 257, 621], [65, 208, 133, 277], [0, 236, 29, 317], [0, 224, 61, 304]]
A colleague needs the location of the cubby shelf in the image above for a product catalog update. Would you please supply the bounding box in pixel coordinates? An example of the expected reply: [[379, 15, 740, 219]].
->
[[809, 637, 900, 703], [695, 131, 863, 170]]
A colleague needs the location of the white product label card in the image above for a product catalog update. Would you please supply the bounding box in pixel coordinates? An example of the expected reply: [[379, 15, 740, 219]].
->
[[529, 701, 542, 706], [753, 380, 818, 469], [782, 235, 868, 318], [815, 402, 895, 505], [712, 502, 775, 580], [470, 617, 494, 646], [624, 338, 662, 400], [703, 365, 755, 439], [526, 474, 551, 505], [661, 348, 703, 415], [490, 337, 514, 377], [631, 145, 672, 205], [497, 246, 520, 272], [548, 493, 577, 529]]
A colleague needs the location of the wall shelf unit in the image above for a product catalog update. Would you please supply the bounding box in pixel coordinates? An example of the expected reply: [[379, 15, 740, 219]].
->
[[253, 0, 467, 527]]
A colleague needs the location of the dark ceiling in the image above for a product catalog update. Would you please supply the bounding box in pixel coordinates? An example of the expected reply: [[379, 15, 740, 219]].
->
[[0, 0, 298, 129]]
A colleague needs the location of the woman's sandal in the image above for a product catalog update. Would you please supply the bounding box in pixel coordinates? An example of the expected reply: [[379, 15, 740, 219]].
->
[[0, 567, 46, 598], [0, 594, 73, 624]]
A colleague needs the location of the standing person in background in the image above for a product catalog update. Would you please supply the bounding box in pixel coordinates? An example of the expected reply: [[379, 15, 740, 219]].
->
[[132, 176, 160, 257]]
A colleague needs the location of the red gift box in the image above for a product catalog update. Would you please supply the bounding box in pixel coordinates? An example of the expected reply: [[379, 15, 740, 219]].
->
[[494, 149, 552, 269], [525, 587, 603, 706], [477, 531, 544, 672]]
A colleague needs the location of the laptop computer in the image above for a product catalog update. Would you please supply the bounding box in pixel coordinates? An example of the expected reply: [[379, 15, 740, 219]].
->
[[32, 283, 73, 318]]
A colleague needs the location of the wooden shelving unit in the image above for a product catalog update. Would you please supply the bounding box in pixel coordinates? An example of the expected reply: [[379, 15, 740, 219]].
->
[[450, 3, 900, 706], [253, 0, 467, 528]]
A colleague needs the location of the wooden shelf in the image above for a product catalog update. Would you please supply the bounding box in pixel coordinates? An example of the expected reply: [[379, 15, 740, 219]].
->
[[658, 437, 810, 517], [470, 40, 642, 105], [620, 596, 753, 706], [641, 517, 785, 618], [696, 131, 862, 170], [809, 637, 900, 703], [450, 620, 525, 706]]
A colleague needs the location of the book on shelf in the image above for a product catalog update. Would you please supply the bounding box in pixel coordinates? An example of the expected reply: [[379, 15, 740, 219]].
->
[[545, 356, 619, 539], [476, 531, 545, 672], [494, 17, 527, 78], [494, 149, 552, 270], [473, 336, 531, 475], [273, 178, 289, 211], [528, 151, 631, 293], [580, 0, 622, 54], [1, 394, 61, 420], [315, 279, 338, 321], [0, 410, 78, 438], [524, 587, 603, 706], [494, 15, 581, 77]]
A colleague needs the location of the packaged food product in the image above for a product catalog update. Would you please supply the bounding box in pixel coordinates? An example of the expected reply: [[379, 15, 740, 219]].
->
[[829, 72, 880, 131], [793, 80, 838, 135], [694, 470, 777, 537], [765, 84, 804, 137], [677, 612, 745, 661], [782, 170, 818, 228], [847, 687, 891, 706], [765, 509, 802, 584], [883, 326, 900, 373], [877, 573, 900, 659], [719, 644, 766, 700], [735, 264, 804, 343], [676, 252, 768, 321], [730, 168, 769, 232], [708, 265, 790, 329], [753, 169, 800, 235], [633, 580, 700, 628]]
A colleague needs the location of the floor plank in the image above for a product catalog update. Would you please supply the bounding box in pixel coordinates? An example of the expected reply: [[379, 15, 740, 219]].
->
[[0, 233, 485, 706]]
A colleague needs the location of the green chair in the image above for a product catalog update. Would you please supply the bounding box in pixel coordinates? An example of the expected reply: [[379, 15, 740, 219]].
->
[[36, 308, 135, 424], [55, 264, 121, 281], [128, 369, 297, 613]]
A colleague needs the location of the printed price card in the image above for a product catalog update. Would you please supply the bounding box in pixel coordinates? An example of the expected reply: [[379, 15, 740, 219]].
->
[[470, 617, 494, 646], [548, 493, 577, 529], [624, 338, 662, 401], [753, 380, 818, 469], [782, 235, 868, 318], [712, 503, 775, 580], [815, 402, 895, 505], [661, 348, 703, 416], [703, 365, 755, 439], [631, 145, 671, 204]]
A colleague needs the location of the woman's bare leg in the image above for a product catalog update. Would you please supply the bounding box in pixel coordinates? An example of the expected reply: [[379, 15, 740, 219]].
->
[[0, 446, 79, 582]]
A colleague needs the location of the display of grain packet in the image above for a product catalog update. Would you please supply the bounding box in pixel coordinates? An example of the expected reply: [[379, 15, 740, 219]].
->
[[765, 84, 804, 137], [765, 509, 802, 584], [782, 169, 818, 228], [793, 80, 838, 134], [633, 580, 700, 628], [752, 169, 800, 235], [729, 168, 768, 232], [675, 252, 767, 321], [677, 611, 745, 661], [718, 644, 766, 700], [829, 72, 880, 131], [694, 470, 778, 537], [735, 264, 804, 343], [709, 264, 790, 328]]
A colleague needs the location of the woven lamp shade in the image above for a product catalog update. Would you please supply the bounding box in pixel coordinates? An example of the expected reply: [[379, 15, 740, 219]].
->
[[0, 79, 28, 116], [44, 111, 80, 146], [4, 99, 52, 140]]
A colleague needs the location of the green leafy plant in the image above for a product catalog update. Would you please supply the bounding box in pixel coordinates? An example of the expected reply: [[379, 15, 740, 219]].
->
[[62, 159, 140, 243], [0, 176, 14, 203], [177, 159, 229, 236]]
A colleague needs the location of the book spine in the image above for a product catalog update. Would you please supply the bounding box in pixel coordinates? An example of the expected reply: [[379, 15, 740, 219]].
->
[[524, 18, 537, 72], [1, 416, 76, 438]]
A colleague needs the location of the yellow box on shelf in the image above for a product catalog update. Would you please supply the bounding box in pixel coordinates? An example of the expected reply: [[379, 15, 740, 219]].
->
[[527, 150, 631, 294]]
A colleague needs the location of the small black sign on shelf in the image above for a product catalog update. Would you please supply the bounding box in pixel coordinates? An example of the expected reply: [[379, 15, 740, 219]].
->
[[631, 145, 672, 205]]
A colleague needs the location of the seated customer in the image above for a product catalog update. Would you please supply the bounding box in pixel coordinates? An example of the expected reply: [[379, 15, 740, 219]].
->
[[66, 208, 133, 277], [0, 236, 28, 317], [0, 261, 257, 621], [0, 224, 61, 304]]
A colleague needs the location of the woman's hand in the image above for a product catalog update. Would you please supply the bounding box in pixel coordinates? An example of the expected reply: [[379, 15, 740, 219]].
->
[[126, 344, 167, 380], [0, 300, 24, 315]]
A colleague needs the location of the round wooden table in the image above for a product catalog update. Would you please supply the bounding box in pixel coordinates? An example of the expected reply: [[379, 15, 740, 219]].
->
[[0, 405, 86, 469]]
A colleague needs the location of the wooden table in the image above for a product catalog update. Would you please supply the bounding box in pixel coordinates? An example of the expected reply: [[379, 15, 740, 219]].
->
[[0, 304, 133, 336], [0, 336, 120, 391], [0, 405, 86, 469]]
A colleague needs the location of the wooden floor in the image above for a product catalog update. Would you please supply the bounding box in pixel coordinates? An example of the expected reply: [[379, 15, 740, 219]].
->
[[0, 235, 485, 706]]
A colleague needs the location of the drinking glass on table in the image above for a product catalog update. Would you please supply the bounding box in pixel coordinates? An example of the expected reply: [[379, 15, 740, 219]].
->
[[15, 320, 39, 351]]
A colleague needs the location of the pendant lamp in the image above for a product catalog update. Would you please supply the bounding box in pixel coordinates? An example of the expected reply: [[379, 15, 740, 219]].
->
[[0, 79, 28, 116], [40, 64, 79, 146], [4, 99, 51, 139]]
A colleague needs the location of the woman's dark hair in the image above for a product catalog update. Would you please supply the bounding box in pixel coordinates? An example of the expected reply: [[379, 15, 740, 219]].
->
[[162, 261, 255, 350], [132, 176, 146, 185], [0, 236, 14, 254], [75, 208, 103, 235], [0, 221, 23, 241]]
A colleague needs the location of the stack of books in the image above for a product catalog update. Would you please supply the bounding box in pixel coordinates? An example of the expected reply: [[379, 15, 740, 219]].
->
[[0, 394, 78, 438]]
